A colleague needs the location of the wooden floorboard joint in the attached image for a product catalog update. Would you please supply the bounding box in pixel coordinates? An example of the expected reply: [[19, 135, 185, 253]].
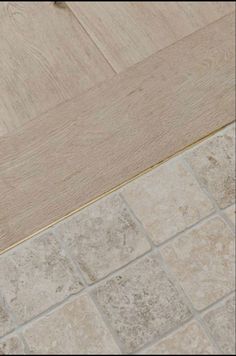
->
[[0, 121, 234, 256]]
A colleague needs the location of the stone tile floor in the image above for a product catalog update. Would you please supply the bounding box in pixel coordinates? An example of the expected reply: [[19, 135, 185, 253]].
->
[[0, 123, 235, 355]]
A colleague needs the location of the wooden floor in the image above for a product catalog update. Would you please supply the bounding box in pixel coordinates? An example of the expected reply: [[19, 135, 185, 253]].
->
[[0, 2, 235, 252]]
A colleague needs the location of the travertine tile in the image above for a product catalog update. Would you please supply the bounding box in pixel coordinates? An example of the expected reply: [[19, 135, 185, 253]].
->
[[94, 252, 191, 353], [0, 231, 83, 324], [185, 125, 235, 208], [23, 295, 120, 355], [161, 217, 235, 310], [143, 321, 216, 354], [122, 159, 213, 244], [224, 204, 235, 227], [203, 294, 235, 355], [0, 335, 25, 355], [0, 300, 13, 338], [55, 193, 150, 283]]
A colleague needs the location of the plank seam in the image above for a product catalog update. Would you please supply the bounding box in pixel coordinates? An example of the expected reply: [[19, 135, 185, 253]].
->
[[0, 121, 234, 256]]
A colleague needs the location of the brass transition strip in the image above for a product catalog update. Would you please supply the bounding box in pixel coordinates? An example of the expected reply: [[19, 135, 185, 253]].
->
[[1, 121, 234, 255]]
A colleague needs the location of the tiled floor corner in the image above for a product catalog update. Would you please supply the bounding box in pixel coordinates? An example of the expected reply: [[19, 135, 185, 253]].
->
[[203, 294, 236, 355], [142, 321, 217, 355], [160, 216, 235, 310], [93, 252, 192, 353], [0, 123, 235, 354], [54, 193, 151, 284], [23, 295, 120, 355]]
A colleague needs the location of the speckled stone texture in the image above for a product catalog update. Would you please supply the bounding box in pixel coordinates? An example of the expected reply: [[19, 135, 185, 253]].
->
[[122, 159, 213, 244], [161, 217, 235, 310], [55, 193, 150, 284], [0, 335, 25, 355], [185, 124, 235, 208], [23, 295, 120, 355], [0, 231, 83, 324], [203, 294, 236, 355], [94, 252, 192, 353], [143, 321, 216, 354], [0, 300, 13, 338]]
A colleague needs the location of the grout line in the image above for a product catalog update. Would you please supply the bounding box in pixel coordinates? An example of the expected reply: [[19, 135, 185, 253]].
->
[[133, 315, 194, 355], [220, 206, 235, 235], [18, 331, 31, 355], [156, 250, 223, 354], [200, 290, 235, 315], [121, 167, 235, 354], [181, 155, 236, 238], [53, 227, 89, 289], [89, 292, 123, 354], [0, 236, 234, 352], [1, 121, 233, 257], [119, 193, 155, 250]]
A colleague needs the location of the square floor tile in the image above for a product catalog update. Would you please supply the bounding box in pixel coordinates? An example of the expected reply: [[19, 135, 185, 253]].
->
[[122, 159, 213, 245], [55, 193, 150, 284], [0, 231, 83, 324], [0, 299, 13, 337], [203, 294, 235, 355], [0, 335, 25, 355], [185, 124, 235, 208], [143, 321, 216, 354], [23, 294, 120, 355], [161, 217, 235, 310], [94, 252, 192, 353]]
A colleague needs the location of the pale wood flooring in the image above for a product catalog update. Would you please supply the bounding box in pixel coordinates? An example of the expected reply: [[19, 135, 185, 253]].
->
[[0, 2, 114, 135], [0, 2, 235, 251], [68, 1, 235, 71]]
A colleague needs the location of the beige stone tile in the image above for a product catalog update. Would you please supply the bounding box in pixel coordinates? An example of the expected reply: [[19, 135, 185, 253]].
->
[[23, 294, 120, 355], [161, 217, 235, 310], [122, 159, 213, 245], [224, 204, 235, 227], [143, 321, 216, 354], [0, 300, 13, 338], [203, 294, 235, 355], [94, 252, 192, 353], [185, 124, 235, 208], [55, 193, 150, 284], [0, 231, 83, 324], [0, 335, 25, 355]]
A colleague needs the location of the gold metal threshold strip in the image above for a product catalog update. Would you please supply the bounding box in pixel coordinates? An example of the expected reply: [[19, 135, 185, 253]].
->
[[1, 121, 234, 256]]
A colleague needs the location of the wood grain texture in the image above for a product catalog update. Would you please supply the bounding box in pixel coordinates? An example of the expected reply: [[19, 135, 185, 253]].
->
[[0, 1, 114, 135], [67, 1, 235, 72], [0, 13, 235, 251]]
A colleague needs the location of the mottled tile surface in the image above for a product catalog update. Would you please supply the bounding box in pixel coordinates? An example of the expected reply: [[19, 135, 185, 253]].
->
[[203, 294, 235, 355], [23, 295, 120, 355], [144, 321, 216, 354], [0, 299, 13, 338], [161, 217, 235, 310], [224, 204, 235, 227], [0, 232, 83, 324], [55, 193, 150, 284], [122, 159, 213, 244], [0, 335, 25, 355], [94, 252, 191, 353], [185, 125, 235, 208]]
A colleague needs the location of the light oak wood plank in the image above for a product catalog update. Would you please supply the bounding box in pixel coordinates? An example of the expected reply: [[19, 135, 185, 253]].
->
[[0, 1, 114, 135], [0, 13, 235, 251], [68, 1, 235, 72]]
